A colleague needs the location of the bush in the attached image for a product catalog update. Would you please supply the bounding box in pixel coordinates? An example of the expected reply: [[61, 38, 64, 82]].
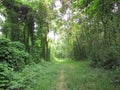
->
[[0, 38, 10, 47], [109, 67, 120, 84], [9, 42, 25, 51], [0, 63, 13, 89], [0, 63, 28, 90], [0, 38, 31, 71], [9, 49, 30, 70], [90, 46, 120, 69], [0, 38, 32, 89], [90, 46, 120, 84]]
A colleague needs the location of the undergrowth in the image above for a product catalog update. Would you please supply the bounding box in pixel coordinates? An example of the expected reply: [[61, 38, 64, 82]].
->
[[0, 60, 119, 90]]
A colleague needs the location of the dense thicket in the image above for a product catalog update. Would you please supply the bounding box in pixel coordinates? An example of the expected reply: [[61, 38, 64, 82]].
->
[[0, 0, 51, 89], [0, 0, 51, 61], [0, 38, 31, 89], [71, 0, 120, 84]]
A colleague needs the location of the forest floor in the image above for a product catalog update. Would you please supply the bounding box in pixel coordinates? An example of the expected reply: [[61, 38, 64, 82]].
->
[[23, 60, 119, 90]]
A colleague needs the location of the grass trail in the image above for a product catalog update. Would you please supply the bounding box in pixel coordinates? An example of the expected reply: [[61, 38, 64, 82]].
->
[[24, 60, 119, 90], [59, 66, 66, 90]]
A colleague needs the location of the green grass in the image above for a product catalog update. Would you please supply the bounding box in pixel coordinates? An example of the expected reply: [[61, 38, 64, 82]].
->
[[10, 60, 119, 90], [26, 62, 61, 90], [63, 60, 119, 90]]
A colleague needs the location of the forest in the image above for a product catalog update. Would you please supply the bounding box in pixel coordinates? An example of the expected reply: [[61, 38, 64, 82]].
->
[[0, 0, 120, 90]]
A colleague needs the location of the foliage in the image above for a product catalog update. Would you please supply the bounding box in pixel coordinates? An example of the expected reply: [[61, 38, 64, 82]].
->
[[0, 38, 10, 46], [0, 0, 120, 89], [109, 67, 120, 84], [90, 46, 120, 69], [71, 0, 120, 84], [9, 42, 25, 51], [0, 63, 13, 89], [31, 40, 41, 63], [0, 38, 32, 89], [0, 38, 31, 70], [35, 0, 51, 61], [0, 0, 52, 61], [7, 61, 60, 90]]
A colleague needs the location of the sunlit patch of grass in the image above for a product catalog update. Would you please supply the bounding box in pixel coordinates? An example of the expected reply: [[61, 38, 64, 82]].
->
[[53, 58, 70, 63]]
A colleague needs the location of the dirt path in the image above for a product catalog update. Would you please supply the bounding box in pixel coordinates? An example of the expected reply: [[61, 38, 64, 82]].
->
[[59, 68, 66, 90]]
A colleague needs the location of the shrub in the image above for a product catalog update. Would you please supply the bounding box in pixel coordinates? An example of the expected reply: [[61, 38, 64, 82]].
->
[[0, 63, 13, 89], [109, 67, 120, 84], [0, 63, 27, 90], [0, 38, 10, 47], [0, 38, 32, 89], [90, 46, 120, 69], [9, 49, 30, 70], [0, 38, 31, 71], [9, 42, 25, 51], [90, 46, 120, 84], [102, 47, 120, 69], [0, 47, 12, 62]]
